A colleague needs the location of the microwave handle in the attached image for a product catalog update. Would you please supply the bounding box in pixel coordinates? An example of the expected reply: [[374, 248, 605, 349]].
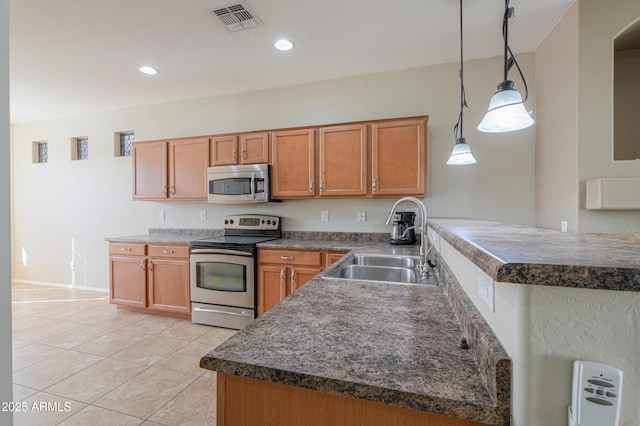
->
[[251, 172, 256, 200], [190, 248, 253, 257]]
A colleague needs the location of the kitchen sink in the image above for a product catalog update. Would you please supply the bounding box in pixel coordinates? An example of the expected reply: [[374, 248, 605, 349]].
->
[[323, 253, 438, 285], [331, 264, 418, 283], [350, 254, 417, 268]]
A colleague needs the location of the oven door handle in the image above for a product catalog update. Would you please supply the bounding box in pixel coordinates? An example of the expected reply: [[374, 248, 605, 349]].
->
[[193, 307, 253, 317], [190, 248, 253, 257]]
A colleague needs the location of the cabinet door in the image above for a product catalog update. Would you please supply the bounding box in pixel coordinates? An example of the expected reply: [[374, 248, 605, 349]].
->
[[324, 251, 349, 268], [240, 133, 269, 164], [147, 258, 190, 314], [319, 124, 368, 197], [211, 135, 238, 166], [270, 129, 316, 198], [371, 119, 426, 196], [289, 267, 322, 293], [110, 256, 147, 308], [169, 138, 209, 200], [132, 141, 168, 199], [257, 266, 288, 316]]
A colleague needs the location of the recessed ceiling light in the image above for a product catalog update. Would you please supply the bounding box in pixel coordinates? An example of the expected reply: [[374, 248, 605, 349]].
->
[[139, 66, 158, 75], [274, 39, 293, 51]]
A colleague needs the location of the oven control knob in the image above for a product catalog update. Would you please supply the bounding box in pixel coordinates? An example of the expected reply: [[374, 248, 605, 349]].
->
[[224, 220, 229, 224], [229, 219, 234, 224], [273, 220, 277, 227], [266, 220, 271, 225]]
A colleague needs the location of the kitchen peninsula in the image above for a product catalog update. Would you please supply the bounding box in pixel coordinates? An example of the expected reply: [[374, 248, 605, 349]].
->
[[201, 219, 640, 425]]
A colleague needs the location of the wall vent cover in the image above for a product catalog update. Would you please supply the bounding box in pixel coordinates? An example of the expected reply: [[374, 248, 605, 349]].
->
[[209, 1, 262, 32]]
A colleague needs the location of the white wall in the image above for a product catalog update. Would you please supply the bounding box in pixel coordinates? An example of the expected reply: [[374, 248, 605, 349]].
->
[[1, 0, 13, 420], [11, 56, 536, 291], [535, 3, 580, 233], [578, 0, 640, 232], [432, 233, 640, 426]]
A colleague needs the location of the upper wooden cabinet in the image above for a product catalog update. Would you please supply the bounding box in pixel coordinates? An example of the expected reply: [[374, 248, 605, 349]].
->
[[270, 129, 316, 198], [319, 124, 368, 197], [133, 141, 167, 200], [133, 116, 427, 201], [371, 118, 426, 197], [210, 132, 269, 166], [133, 137, 209, 200]]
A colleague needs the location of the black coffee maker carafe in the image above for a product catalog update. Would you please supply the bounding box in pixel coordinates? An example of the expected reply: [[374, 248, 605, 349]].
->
[[389, 212, 416, 245]]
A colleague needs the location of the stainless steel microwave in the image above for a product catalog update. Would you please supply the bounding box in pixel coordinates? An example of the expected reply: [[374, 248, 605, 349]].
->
[[207, 164, 271, 204]]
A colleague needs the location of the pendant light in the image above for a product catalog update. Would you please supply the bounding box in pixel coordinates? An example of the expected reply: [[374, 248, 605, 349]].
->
[[477, 0, 534, 133], [447, 0, 476, 165]]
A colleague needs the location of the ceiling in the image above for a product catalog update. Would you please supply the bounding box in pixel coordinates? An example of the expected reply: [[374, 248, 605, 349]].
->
[[10, 0, 576, 124]]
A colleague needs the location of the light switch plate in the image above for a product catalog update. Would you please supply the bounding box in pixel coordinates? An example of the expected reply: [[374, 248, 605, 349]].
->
[[321, 210, 329, 222], [159, 210, 165, 221], [200, 210, 207, 221], [478, 270, 495, 312]]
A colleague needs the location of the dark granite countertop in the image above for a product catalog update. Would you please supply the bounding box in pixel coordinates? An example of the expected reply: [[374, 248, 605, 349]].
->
[[201, 274, 504, 423], [428, 218, 640, 292], [105, 228, 221, 245]]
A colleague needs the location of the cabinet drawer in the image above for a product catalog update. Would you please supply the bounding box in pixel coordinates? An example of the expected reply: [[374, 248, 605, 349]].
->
[[259, 249, 323, 267], [148, 244, 190, 259], [109, 243, 146, 257]]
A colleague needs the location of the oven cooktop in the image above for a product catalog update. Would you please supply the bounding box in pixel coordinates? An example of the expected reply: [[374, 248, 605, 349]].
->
[[191, 214, 281, 249]]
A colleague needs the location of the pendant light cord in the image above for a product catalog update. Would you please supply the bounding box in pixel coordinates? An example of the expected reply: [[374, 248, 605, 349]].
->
[[453, 0, 468, 142], [502, 0, 529, 102]]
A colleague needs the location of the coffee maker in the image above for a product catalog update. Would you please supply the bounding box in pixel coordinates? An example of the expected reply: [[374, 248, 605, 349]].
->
[[389, 212, 416, 245]]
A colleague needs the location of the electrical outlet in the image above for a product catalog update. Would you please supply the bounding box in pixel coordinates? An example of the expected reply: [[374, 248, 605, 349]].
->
[[357, 211, 366, 222], [159, 210, 165, 221], [478, 270, 495, 312], [200, 210, 207, 221], [321, 210, 329, 222], [561, 221, 568, 232]]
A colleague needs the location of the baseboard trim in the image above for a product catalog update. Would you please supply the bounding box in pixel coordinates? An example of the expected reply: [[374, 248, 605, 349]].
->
[[11, 279, 109, 294]]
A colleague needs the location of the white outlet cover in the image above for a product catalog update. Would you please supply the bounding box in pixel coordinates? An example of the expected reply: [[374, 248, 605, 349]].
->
[[159, 210, 165, 221], [477, 270, 495, 312], [321, 210, 329, 222], [357, 210, 366, 222]]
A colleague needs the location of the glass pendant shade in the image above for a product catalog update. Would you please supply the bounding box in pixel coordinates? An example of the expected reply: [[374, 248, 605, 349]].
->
[[478, 81, 534, 133], [447, 138, 476, 165]]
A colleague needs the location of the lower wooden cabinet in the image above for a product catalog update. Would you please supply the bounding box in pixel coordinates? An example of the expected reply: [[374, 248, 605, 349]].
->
[[257, 248, 348, 316], [109, 242, 191, 318], [217, 373, 484, 426]]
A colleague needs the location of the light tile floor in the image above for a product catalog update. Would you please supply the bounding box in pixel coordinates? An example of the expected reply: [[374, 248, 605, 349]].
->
[[11, 283, 236, 425]]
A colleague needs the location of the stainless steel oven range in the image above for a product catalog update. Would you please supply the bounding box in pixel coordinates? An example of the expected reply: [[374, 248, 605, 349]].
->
[[190, 214, 280, 329]]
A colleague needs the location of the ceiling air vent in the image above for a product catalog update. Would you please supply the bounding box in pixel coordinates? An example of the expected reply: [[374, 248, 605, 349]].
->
[[210, 1, 262, 32]]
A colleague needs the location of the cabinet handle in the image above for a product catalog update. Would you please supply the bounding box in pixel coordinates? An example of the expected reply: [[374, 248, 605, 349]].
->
[[291, 269, 297, 285], [148, 260, 153, 271], [232, 149, 237, 161], [280, 255, 294, 260], [372, 177, 377, 191], [120, 247, 132, 252], [319, 179, 324, 192], [241, 149, 246, 161], [162, 249, 174, 254], [162, 185, 167, 195], [309, 180, 314, 192], [170, 186, 175, 195], [139, 260, 146, 271], [279, 268, 285, 284]]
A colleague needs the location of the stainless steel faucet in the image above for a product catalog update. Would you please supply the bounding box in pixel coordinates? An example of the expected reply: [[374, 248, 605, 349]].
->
[[385, 197, 431, 273]]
